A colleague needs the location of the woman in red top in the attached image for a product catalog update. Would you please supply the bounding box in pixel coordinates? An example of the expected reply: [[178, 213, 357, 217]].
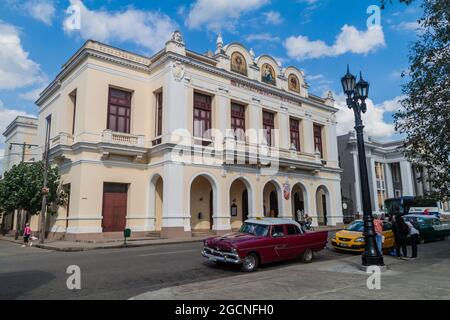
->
[[373, 214, 384, 255], [23, 223, 32, 247]]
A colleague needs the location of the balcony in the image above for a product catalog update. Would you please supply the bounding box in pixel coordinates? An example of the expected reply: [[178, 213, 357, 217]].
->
[[51, 132, 74, 148], [49, 132, 75, 163], [99, 129, 147, 161], [102, 129, 145, 147]]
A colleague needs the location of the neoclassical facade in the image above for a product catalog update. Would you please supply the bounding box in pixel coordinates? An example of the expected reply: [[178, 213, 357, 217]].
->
[[338, 132, 450, 220], [36, 32, 343, 239]]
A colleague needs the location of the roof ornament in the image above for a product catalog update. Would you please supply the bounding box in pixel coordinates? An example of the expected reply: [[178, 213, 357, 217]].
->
[[170, 30, 185, 47], [326, 90, 334, 101], [215, 34, 223, 54], [249, 48, 255, 61]]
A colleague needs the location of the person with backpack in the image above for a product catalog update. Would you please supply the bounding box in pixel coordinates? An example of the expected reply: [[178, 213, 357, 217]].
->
[[391, 214, 408, 259]]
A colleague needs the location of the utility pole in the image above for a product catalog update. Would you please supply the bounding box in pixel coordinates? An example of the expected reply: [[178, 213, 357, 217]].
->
[[10, 142, 38, 240], [39, 118, 52, 244]]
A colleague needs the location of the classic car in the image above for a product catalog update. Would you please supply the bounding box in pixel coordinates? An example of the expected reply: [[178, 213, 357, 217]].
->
[[404, 214, 450, 242], [331, 219, 395, 253], [201, 218, 328, 272]]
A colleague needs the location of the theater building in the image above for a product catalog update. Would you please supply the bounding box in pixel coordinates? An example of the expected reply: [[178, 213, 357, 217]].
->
[[36, 32, 343, 240]]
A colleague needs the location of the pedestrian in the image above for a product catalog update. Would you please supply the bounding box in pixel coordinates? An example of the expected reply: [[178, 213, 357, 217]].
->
[[405, 219, 420, 259], [373, 213, 384, 255], [391, 214, 408, 259], [22, 223, 32, 247]]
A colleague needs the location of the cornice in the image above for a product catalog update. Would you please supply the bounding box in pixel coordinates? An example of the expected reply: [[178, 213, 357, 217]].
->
[[37, 43, 339, 115]]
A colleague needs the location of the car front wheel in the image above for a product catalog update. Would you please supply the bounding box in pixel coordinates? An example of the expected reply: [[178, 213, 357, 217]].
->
[[301, 248, 313, 263], [241, 253, 259, 272]]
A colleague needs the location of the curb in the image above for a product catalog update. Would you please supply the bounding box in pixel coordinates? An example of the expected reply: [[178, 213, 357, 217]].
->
[[2, 228, 342, 252], [32, 238, 205, 252]]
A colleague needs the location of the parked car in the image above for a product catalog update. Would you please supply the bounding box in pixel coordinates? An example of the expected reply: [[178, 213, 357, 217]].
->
[[201, 218, 328, 272], [331, 219, 395, 253], [404, 214, 450, 242]]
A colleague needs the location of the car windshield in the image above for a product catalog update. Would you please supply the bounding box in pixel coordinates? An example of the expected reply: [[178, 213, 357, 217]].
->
[[240, 223, 269, 237], [347, 221, 364, 232]]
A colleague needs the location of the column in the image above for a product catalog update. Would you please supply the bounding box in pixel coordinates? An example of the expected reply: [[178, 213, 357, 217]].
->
[[161, 163, 189, 237], [353, 152, 362, 215], [302, 118, 314, 154], [163, 63, 189, 143], [385, 163, 394, 198], [213, 182, 231, 234], [278, 109, 290, 149], [331, 180, 343, 225], [215, 92, 229, 136], [370, 158, 379, 213], [247, 100, 262, 159], [400, 161, 414, 196], [326, 121, 339, 167]]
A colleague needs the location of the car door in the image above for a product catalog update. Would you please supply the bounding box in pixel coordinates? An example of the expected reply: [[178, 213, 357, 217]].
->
[[431, 219, 449, 238], [284, 224, 305, 258], [270, 225, 289, 261]]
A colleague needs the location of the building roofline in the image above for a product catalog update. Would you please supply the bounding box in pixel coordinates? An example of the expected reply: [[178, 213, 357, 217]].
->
[[36, 39, 339, 114], [2, 115, 38, 138]]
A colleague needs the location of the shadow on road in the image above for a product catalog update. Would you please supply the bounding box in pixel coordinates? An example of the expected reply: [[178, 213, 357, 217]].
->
[[0, 270, 55, 299]]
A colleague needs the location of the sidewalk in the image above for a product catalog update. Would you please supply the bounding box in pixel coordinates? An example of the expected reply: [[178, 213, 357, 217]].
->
[[0, 235, 208, 252], [131, 239, 450, 300], [0, 225, 342, 252]]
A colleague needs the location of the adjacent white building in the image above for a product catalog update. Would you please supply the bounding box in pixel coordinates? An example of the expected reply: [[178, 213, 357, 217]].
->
[[338, 131, 449, 220]]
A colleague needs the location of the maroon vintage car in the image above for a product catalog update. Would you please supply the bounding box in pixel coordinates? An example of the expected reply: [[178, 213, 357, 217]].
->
[[201, 218, 328, 272]]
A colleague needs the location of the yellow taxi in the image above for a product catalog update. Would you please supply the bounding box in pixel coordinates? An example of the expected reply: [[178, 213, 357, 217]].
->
[[331, 220, 395, 253]]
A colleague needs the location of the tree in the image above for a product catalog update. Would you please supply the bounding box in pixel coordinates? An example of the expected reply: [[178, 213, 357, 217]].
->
[[382, 0, 450, 199], [0, 162, 67, 221]]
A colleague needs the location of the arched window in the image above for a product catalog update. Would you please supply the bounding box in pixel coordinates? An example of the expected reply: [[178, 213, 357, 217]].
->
[[288, 74, 300, 93], [261, 63, 276, 85], [230, 52, 247, 76]]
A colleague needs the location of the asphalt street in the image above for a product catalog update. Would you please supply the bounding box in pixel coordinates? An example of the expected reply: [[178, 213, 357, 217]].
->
[[0, 235, 449, 300]]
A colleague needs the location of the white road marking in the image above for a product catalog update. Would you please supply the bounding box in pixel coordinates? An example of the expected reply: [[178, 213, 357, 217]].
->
[[137, 249, 198, 257]]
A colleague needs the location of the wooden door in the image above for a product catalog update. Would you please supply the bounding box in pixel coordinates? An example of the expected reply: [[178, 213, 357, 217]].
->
[[102, 183, 128, 232]]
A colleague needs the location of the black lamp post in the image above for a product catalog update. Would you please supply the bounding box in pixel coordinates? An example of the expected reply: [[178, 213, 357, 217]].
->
[[341, 65, 384, 267]]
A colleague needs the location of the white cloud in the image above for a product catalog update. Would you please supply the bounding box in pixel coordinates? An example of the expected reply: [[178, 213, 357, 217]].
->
[[63, 0, 177, 53], [24, 0, 55, 25], [378, 95, 406, 112], [284, 25, 385, 60], [305, 73, 333, 94], [185, 0, 270, 32], [393, 21, 423, 33], [19, 86, 46, 102], [334, 94, 404, 138], [246, 33, 280, 42], [263, 11, 283, 25], [0, 21, 43, 90]]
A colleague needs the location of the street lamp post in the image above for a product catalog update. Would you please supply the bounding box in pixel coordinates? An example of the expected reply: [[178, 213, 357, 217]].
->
[[341, 66, 384, 267]]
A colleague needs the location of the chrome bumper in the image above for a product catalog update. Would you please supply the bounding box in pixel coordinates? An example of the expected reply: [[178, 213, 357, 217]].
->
[[201, 247, 242, 264]]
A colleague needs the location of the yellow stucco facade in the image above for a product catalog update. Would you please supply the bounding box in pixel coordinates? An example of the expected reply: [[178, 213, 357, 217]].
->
[[34, 32, 343, 239]]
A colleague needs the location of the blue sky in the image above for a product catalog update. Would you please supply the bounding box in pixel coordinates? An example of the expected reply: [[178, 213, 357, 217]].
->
[[0, 0, 423, 160]]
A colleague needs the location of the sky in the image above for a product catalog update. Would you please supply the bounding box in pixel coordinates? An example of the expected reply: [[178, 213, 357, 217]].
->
[[0, 0, 424, 168]]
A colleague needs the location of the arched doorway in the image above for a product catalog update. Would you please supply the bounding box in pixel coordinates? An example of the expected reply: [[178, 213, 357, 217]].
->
[[291, 183, 307, 222], [190, 175, 215, 231], [263, 181, 281, 217], [229, 177, 253, 230], [148, 174, 163, 231], [316, 185, 330, 226]]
